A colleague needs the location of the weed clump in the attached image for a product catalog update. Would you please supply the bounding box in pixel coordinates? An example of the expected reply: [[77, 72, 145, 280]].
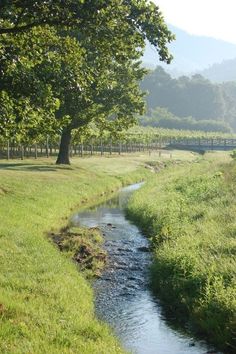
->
[[51, 227, 107, 277]]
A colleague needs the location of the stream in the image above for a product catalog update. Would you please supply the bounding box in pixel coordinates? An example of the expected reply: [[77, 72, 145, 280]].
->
[[71, 183, 219, 354]]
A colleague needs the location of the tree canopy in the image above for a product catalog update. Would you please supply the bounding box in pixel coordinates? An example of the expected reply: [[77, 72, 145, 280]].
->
[[0, 1, 174, 163]]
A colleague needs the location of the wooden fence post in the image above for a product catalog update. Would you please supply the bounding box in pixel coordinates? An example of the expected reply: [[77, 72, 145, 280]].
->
[[81, 143, 84, 157], [7, 140, 10, 160], [109, 140, 112, 155], [21, 145, 24, 160], [100, 139, 104, 156], [46, 136, 49, 158], [119, 141, 122, 155]]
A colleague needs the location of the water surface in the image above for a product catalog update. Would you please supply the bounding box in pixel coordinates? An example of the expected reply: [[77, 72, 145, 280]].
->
[[71, 183, 219, 354]]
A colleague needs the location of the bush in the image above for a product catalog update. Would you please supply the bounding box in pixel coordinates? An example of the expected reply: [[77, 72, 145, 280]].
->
[[230, 149, 236, 159]]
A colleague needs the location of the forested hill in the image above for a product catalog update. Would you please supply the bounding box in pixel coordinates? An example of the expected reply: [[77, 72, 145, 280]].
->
[[141, 66, 236, 132], [143, 25, 236, 74], [199, 58, 236, 82]]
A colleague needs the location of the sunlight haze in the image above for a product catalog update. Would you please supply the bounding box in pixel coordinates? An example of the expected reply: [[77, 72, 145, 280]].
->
[[154, 0, 236, 44]]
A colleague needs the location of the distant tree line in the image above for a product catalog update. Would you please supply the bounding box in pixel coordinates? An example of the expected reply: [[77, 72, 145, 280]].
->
[[200, 58, 236, 83], [141, 66, 236, 132], [139, 107, 232, 133]]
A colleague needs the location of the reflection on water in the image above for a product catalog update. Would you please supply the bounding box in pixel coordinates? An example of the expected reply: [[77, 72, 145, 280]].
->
[[71, 183, 220, 354]]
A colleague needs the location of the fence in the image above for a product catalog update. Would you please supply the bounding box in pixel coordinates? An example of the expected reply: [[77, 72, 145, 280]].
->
[[0, 140, 167, 160], [1, 137, 236, 160]]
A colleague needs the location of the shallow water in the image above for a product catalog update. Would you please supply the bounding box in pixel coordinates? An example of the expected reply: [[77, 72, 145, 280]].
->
[[71, 183, 220, 354]]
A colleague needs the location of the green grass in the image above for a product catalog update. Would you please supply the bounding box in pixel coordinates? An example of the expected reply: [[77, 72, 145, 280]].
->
[[127, 152, 236, 352], [0, 150, 203, 353], [0, 155, 163, 354]]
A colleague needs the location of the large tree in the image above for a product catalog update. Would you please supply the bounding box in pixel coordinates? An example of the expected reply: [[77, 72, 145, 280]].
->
[[0, 1, 174, 164]]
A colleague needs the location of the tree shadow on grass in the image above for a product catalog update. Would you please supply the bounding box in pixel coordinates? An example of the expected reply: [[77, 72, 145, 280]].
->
[[0, 162, 73, 172]]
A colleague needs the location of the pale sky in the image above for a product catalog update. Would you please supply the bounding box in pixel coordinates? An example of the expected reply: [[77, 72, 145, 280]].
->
[[153, 0, 236, 44]]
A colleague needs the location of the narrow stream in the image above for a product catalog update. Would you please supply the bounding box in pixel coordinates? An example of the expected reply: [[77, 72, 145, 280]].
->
[[71, 183, 219, 354]]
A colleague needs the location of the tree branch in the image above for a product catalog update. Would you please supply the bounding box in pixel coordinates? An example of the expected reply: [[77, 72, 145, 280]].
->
[[0, 18, 79, 35]]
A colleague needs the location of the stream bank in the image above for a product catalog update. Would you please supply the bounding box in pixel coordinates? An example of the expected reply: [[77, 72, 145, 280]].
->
[[71, 183, 219, 354], [126, 157, 235, 353], [0, 157, 154, 354]]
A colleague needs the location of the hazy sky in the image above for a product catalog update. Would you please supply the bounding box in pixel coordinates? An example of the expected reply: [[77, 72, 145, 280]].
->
[[153, 0, 236, 44]]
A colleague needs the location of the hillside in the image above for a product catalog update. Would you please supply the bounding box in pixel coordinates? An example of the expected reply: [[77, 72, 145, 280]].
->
[[199, 58, 236, 82], [143, 25, 236, 75], [141, 66, 236, 131]]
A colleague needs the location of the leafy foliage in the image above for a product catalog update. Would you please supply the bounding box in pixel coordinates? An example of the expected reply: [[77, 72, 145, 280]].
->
[[139, 107, 232, 133], [141, 66, 236, 131], [0, 1, 174, 163]]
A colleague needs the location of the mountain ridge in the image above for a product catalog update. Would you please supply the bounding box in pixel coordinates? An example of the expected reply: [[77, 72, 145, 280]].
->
[[143, 25, 236, 78], [198, 58, 236, 82]]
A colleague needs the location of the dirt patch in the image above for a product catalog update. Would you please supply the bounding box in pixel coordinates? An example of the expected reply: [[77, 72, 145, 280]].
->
[[50, 227, 107, 277]]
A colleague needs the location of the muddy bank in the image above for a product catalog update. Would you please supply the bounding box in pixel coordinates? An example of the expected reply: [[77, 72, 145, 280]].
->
[[50, 226, 107, 277]]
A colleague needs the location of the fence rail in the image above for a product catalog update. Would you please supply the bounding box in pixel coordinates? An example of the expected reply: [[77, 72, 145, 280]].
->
[[1, 137, 236, 160]]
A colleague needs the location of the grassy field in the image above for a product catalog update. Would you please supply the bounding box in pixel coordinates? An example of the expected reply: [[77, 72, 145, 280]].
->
[[0, 151, 197, 354], [127, 151, 236, 352], [0, 154, 154, 354]]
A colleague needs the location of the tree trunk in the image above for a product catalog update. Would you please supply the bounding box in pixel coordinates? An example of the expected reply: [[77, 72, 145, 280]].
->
[[56, 128, 72, 164]]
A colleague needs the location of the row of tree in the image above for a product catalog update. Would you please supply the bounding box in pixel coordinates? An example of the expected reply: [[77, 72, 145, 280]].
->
[[141, 66, 236, 131], [139, 107, 232, 133], [0, 1, 174, 164]]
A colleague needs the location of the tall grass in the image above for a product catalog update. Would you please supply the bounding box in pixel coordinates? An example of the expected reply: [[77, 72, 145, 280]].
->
[[127, 153, 236, 352]]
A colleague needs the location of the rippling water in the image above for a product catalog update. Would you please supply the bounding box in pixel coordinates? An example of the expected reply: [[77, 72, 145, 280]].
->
[[71, 183, 220, 354]]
